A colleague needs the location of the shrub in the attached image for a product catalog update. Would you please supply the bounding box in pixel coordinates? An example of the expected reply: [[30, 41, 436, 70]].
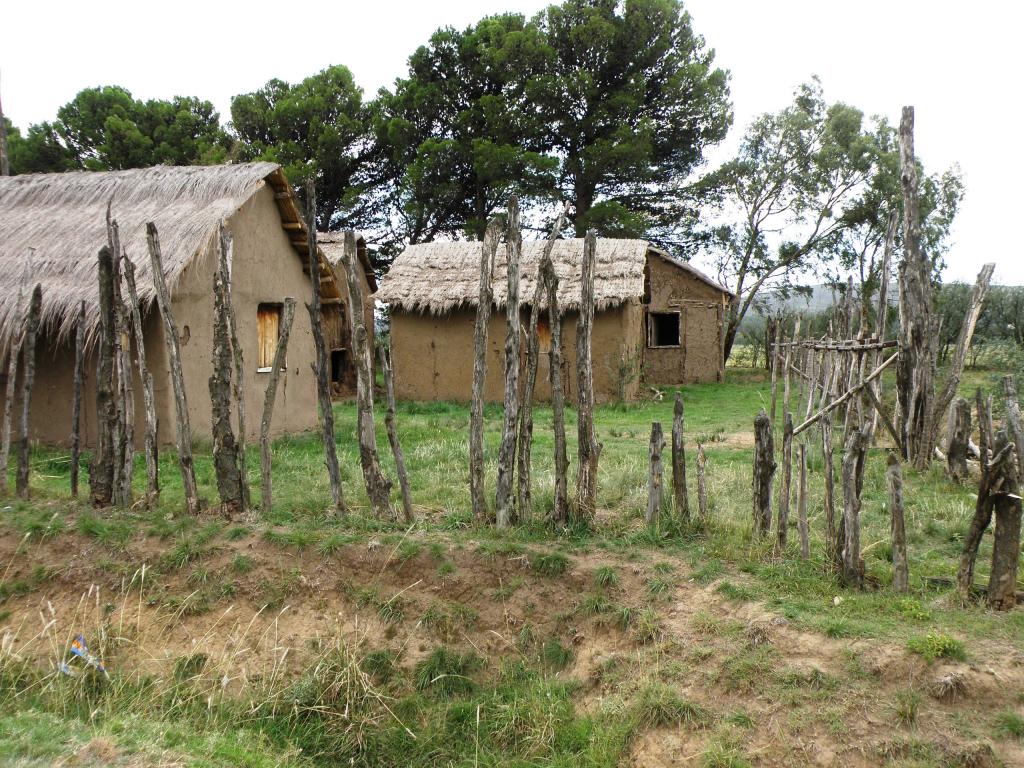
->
[[906, 633, 967, 663]]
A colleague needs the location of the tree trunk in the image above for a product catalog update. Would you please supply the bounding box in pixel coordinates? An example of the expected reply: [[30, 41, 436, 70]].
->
[[958, 389, 995, 600], [544, 252, 569, 525], [575, 228, 601, 523], [147, 223, 200, 514], [106, 217, 128, 507], [122, 257, 159, 506], [379, 343, 414, 524], [777, 411, 793, 552], [696, 442, 708, 522], [70, 301, 86, 498], [946, 397, 971, 483], [896, 106, 937, 469], [671, 391, 689, 523], [218, 224, 251, 513], [752, 409, 775, 537], [259, 298, 296, 516], [15, 285, 41, 498], [343, 230, 393, 519], [114, 259, 135, 508], [516, 204, 569, 519], [821, 415, 837, 569], [210, 252, 244, 513], [646, 421, 665, 529], [887, 452, 909, 592], [840, 428, 865, 588], [90, 245, 117, 507], [470, 219, 501, 522], [797, 443, 809, 559], [303, 183, 344, 515], [496, 198, 522, 528]]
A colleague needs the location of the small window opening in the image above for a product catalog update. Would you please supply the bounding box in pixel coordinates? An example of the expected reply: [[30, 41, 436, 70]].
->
[[257, 304, 282, 371], [330, 350, 347, 384], [649, 312, 681, 348]]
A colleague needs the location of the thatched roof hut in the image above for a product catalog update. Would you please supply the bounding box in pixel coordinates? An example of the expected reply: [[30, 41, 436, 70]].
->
[[0, 162, 339, 352], [376, 238, 733, 403]]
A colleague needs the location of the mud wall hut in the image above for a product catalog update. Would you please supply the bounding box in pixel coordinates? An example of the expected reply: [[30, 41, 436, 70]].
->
[[0, 162, 346, 446], [375, 239, 732, 403]]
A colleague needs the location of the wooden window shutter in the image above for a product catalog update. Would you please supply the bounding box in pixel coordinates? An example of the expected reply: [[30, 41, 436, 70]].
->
[[257, 304, 281, 369]]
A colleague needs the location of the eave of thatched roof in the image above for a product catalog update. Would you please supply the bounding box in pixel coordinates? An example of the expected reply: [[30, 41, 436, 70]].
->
[[374, 238, 731, 315], [0, 162, 337, 351], [317, 232, 378, 292]]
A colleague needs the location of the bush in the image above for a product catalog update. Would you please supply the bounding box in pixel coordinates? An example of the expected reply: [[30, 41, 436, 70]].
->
[[906, 633, 966, 663]]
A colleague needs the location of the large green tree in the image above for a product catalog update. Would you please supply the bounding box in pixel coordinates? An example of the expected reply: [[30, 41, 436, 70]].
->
[[531, 0, 731, 239], [231, 65, 379, 233], [374, 13, 556, 243], [8, 86, 229, 172]]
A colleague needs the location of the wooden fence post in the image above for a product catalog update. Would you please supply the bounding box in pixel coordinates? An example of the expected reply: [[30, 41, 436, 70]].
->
[[646, 422, 665, 530], [210, 253, 244, 512], [946, 397, 971, 483], [122, 257, 159, 506], [821, 415, 836, 569], [115, 257, 135, 508], [90, 245, 117, 507], [752, 409, 775, 537], [380, 343, 414, 524], [696, 442, 708, 522], [259, 298, 296, 516], [777, 411, 793, 552], [990, 377, 1024, 610], [543, 251, 569, 525], [14, 285, 40, 499], [343, 229, 392, 519], [797, 444, 809, 559], [70, 301, 85, 498], [147, 223, 201, 514], [218, 224, 251, 512], [575, 228, 601, 523], [840, 428, 865, 588], [671, 391, 689, 524], [496, 198, 522, 528], [470, 219, 501, 522], [887, 452, 908, 592]]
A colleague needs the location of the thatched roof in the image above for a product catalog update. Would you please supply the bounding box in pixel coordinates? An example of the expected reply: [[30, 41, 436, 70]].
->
[[0, 162, 335, 350], [375, 239, 731, 315], [317, 232, 378, 292]]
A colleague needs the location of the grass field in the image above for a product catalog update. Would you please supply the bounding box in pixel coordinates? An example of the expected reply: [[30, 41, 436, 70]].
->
[[1, 366, 1022, 766]]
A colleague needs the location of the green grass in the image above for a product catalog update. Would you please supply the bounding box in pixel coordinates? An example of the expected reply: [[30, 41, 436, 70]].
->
[[906, 633, 967, 663]]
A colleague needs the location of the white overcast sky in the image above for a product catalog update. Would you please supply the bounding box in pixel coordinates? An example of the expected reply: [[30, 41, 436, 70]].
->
[[3, 0, 1021, 283]]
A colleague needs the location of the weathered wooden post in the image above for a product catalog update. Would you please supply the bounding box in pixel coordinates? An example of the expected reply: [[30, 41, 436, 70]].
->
[[543, 251, 569, 525], [379, 343, 414, 524], [752, 410, 775, 537], [496, 198, 522, 528], [840, 428, 865, 588], [886, 452, 908, 592], [575, 228, 601, 523], [0, 266, 25, 495], [946, 397, 971, 483], [671, 392, 689, 523], [990, 377, 1024, 610], [696, 442, 708, 522], [470, 220, 501, 522], [122, 257, 158, 505], [106, 215, 128, 507], [259, 298, 296, 515], [14, 285, 41, 499], [114, 256, 135, 508], [90, 245, 117, 507], [821, 415, 837, 568], [958, 389, 994, 601], [147, 223, 201, 514], [777, 411, 793, 552], [343, 230, 392, 519], [210, 252, 244, 513], [218, 224, 251, 512], [70, 301, 86, 498], [516, 205, 568, 518], [302, 184, 344, 515], [646, 422, 665, 530], [797, 444, 809, 559]]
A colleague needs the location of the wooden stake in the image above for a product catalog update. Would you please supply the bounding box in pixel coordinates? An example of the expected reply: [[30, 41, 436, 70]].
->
[[380, 343, 414, 524], [840, 428, 865, 588], [0, 252, 29, 495], [218, 224, 251, 512], [122, 257, 159, 505], [470, 219, 501, 522], [671, 391, 689, 523], [302, 183, 344, 515], [777, 411, 793, 552], [90, 245, 117, 507], [115, 255, 135, 508], [106, 215, 128, 507], [15, 285, 40, 498], [343, 229, 392, 519], [575, 228, 601, 523], [793, 352, 899, 437], [886, 452, 908, 592], [517, 204, 569, 519], [646, 421, 665, 530], [496, 198, 522, 528], [752, 409, 775, 537], [543, 247, 569, 525], [821, 415, 837, 569], [210, 250, 244, 512], [696, 442, 708, 522], [797, 443, 809, 559], [946, 397, 971, 483], [147, 223, 201, 514], [259, 298, 296, 516], [990, 377, 1024, 610], [70, 301, 85, 498]]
